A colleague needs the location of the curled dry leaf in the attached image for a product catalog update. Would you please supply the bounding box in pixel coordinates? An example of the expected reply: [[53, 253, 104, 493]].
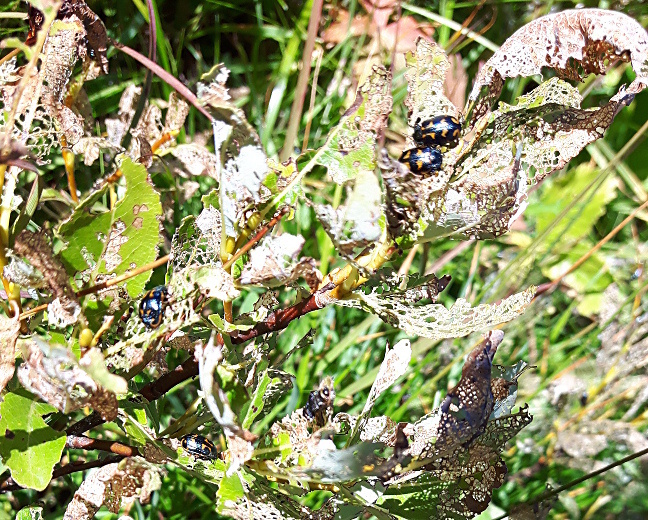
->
[[0, 307, 20, 393], [465, 8, 648, 124], [29, 0, 109, 76], [42, 18, 85, 103], [196, 333, 255, 445], [63, 458, 163, 520], [433, 330, 503, 453], [331, 275, 534, 340], [238, 233, 321, 289], [17, 340, 124, 420], [14, 230, 81, 327]]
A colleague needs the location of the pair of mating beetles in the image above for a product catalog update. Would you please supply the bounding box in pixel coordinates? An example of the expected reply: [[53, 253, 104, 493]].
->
[[399, 115, 462, 175]]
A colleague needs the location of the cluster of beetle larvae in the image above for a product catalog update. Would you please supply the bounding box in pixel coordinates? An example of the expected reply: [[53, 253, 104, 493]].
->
[[398, 115, 462, 175]]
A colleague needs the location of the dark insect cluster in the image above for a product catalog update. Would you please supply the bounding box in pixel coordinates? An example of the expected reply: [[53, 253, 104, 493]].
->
[[138, 285, 168, 329], [303, 377, 335, 427], [398, 115, 462, 176], [181, 434, 218, 460]]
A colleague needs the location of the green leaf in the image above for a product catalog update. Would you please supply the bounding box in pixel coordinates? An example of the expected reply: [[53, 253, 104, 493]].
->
[[311, 67, 391, 185], [58, 158, 162, 299], [0, 392, 66, 491], [11, 173, 43, 242], [530, 163, 617, 246], [241, 370, 272, 429], [16, 506, 43, 520], [216, 471, 246, 513]]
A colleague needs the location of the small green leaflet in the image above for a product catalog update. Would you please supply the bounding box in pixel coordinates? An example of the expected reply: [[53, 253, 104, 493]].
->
[[0, 392, 67, 491], [241, 369, 273, 429]]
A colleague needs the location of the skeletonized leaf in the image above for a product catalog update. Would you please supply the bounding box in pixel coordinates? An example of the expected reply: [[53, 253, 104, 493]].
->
[[238, 233, 321, 289], [313, 65, 392, 185], [63, 458, 163, 520], [383, 406, 533, 519], [348, 340, 411, 444], [364, 339, 411, 416], [0, 391, 67, 491], [331, 280, 535, 340], [432, 331, 503, 454], [465, 8, 648, 124], [314, 169, 384, 258], [217, 475, 310, 520], [403, 37, 459, 138]]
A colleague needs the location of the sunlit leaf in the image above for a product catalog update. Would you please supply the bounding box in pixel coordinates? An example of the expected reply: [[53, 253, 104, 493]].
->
[[58, 157, 162, 299], [0, 391, 66, 491]]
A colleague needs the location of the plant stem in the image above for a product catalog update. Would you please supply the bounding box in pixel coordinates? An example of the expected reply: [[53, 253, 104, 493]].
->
[[0, 455, 124, 493], [279, 0, 324, 162]]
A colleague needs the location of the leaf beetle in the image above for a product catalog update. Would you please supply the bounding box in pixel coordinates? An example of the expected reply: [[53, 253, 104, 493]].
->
[[138, 285, 168, 329], [303, 377, 335, 427], [181, 433, 217, 460], [413, 115, 462, 149], [398, 146, 443, 175]]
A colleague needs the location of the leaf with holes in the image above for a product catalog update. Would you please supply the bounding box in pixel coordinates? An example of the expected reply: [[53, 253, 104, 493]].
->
[[57, 158, 162, 302]]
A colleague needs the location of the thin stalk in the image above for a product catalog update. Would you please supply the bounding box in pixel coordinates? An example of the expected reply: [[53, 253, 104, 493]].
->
[[19, 255, 170, 320], [279, 0, 324, 161], [492, 445, 648, 520]]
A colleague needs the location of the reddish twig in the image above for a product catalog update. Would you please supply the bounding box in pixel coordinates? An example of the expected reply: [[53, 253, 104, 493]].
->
[[139, 354, 199, 401], [230, 284, 333, 344], [111, 40, 213, 122], [0, 455, 124, 493], [67, 354, 200, 436], [223, 206, 290, 271], [66, 435, 139, 457]]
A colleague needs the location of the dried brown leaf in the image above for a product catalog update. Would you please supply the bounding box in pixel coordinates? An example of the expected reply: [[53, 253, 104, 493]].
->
[[14, 230, 81, 327], [238, 233, 321, 289], [63, 458, 163, 520], [18, 340, 97, 413], [0, 308, 20, 393]]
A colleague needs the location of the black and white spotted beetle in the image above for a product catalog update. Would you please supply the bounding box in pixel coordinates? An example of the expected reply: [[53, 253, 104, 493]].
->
[[138, 285, 168, 329], [181, 434, 217, 459], [413, 115, 462, 149], [398, 146, 443, 175]]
